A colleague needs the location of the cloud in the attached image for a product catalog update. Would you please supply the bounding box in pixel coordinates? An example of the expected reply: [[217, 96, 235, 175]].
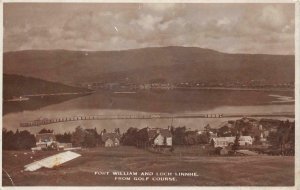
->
[[260, 5, 287, 29], [3, 3, 295, 54], [131, 14, 163, 31]]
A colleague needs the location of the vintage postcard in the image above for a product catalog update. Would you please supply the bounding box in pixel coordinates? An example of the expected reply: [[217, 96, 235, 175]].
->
[[1, 1, 299, 189]]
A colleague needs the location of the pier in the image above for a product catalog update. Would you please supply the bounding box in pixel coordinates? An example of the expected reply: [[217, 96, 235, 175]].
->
[[19, 112, 294, 127]]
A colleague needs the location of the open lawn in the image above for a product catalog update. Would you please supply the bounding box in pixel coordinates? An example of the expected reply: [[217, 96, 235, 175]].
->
[[2, 146, 294, 186]]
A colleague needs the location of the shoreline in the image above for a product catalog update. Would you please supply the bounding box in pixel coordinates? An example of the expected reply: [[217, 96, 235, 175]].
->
[[174, 87, 294, 92]]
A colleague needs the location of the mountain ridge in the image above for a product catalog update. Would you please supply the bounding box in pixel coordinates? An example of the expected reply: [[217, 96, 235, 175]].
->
[[3, 46, 295, 56], [3, 46, 295, 85]]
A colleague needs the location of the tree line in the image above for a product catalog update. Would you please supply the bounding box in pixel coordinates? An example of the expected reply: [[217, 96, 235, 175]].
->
[[3, 128, 36, 150], [2, 119, 295, 154], [267, 120, 295, 155], [2, 126, 117, 150], [121, 125, 212, 147]]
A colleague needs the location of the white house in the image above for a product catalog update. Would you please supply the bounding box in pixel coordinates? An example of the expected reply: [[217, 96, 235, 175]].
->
[[153, 133, 172, 146], [238, 136, 253, 146], [34, 132, 73, 151], [35, 133, 57, 149], [211, 136, 253, 148], [147, 128, 172, 147]]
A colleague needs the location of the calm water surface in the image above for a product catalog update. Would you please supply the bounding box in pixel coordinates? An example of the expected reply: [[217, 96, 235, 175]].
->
[[3, 90, 295, 133]]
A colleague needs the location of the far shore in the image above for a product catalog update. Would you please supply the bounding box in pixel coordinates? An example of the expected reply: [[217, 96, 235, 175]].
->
[[175, 87, 294, 92]]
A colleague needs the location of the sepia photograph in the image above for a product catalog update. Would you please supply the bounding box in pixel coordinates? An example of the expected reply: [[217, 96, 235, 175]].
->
[[1, 2, 297, 187]]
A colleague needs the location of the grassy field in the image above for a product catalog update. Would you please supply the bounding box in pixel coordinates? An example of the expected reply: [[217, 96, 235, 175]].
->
[[2, 146, 294, 186]]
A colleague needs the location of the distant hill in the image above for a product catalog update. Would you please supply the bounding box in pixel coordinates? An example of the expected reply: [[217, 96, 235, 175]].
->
[[3, 74, 91, 115], [3, 74, 88, 99], [3, 46, 295, 85]]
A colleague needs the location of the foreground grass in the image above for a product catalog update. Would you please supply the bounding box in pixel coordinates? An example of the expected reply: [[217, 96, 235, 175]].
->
[[2, 146, 294, 186]]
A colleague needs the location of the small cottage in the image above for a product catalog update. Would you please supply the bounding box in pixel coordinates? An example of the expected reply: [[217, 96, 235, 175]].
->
[[101, 133, 121, 147]]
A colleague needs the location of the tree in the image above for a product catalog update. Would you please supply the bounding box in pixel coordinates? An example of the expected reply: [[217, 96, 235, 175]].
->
[[268, 131, 280, 149], [102, 129, 107, 134], [198, 133, 210, 144], [273, 120, 294, 155], [3, 128, 14, 150], [83, 128, 99, 147], [19, 130, 36, 149], [232, 133, 240, 152], [84, 131, 98, 147], [114, 128, 120, 135], [288, 122, 295, 154], [3, 129, 35, 150], [136, 128, 149, 148], [38, 128, 53, 134], [121, 127, 139, 146], [56, 132, 72, 143], [170, 126, 175, 135], [71, 126, 85, 147], [217, 125, 232, 137], [184, 131, 198, 145], [173, 126, 186, 145], [204, 124, 211, 132], [240, 125, 252, 136]]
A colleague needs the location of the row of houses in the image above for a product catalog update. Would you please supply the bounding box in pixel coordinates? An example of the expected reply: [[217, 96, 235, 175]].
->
[[83, 81, 294, 91], [33, 127, 174, 150], [33, 126, 255, 151], [33, 131, 121, 150]]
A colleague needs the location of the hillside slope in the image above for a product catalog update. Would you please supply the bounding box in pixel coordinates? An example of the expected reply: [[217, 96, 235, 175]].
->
[[3, 74, 88, 99], [3, 74, 91, 115], [4, 46, 294, 85]]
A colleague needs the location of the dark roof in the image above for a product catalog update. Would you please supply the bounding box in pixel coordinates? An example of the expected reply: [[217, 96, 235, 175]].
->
[[36, 133, 56, 141], [102, 133, 121, 141], [148, 129, 158, 139], [146, 128, 172, 140], [159, 129, 172, 138]]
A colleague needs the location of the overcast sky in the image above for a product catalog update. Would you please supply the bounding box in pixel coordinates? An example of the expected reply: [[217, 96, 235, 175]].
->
[[4, 3, 295, 54]]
